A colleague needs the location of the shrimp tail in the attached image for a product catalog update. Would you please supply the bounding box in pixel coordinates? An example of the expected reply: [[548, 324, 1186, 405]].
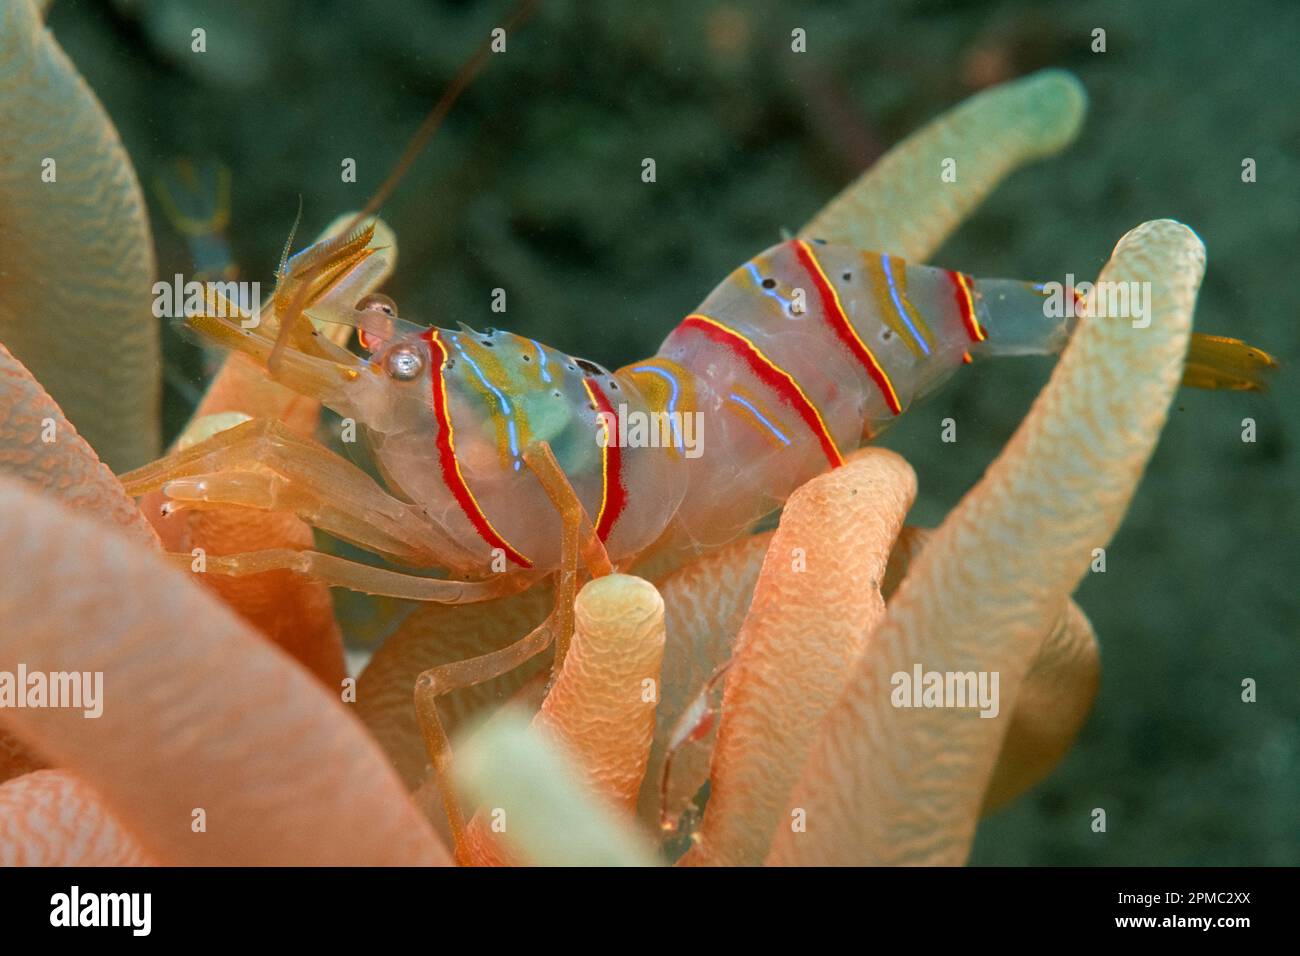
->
[[1181, 333, 1278, 392], [972, 278, 1278, 392]]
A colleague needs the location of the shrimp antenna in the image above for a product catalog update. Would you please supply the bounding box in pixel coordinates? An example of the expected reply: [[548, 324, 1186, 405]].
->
[[266, 0, 538, 373], [345, 0, 539, 234], [277, 195, 304, 280]]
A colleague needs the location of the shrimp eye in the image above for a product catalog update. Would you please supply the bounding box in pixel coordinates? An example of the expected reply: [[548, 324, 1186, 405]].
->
[[356, 293, 398, 317], [356, 294, 401, 354], [384, 345, 424, 380]]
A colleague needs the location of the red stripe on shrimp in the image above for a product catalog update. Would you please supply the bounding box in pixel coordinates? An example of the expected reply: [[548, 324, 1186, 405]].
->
[[678, 314, 844, 468], [792, 239, 903, 415], [582, 376, 627, 542], [422, 329, 532, 568], [947, 270, 987, 343]]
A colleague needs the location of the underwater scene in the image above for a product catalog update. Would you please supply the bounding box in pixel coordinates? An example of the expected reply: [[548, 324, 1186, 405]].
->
[[0, 0, 1295, 880]]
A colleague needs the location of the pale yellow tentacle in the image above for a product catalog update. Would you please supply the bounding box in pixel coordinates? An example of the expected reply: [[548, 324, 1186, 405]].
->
[[460, 574, 666, 866], [985, 599, 1099, 812], [534, 574, 665, 812], [883, 526, 1101, 813], [682, 449, 917, 866], [0, 0, 159, 469], [452, 712, 659, 867], [799, 69, 1086, 261]]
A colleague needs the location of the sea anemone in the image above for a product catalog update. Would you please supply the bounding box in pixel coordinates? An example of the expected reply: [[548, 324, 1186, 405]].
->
[[0, 1, 1222, 865]]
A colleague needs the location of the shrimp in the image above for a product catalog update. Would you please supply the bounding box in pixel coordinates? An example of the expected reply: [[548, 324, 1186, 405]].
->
[[123, 229, 1275, 580]]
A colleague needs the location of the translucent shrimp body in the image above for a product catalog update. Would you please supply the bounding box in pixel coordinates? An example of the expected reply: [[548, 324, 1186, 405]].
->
[[326, 237, 1063, 572], [170, 227, 1268, 583]]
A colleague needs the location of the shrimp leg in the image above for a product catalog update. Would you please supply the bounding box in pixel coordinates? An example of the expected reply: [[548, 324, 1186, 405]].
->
[[162, 548, 535, 603], [413, 440, 610, 859], [121, 416, 449, 560], [119, 417, 528, 602]]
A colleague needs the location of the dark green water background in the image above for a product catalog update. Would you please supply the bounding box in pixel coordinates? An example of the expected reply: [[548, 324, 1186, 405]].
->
[[50, 0, 1298, 864]]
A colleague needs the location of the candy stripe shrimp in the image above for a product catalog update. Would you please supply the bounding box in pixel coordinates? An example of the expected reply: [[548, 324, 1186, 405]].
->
[[121, 227, 1276, 593]]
